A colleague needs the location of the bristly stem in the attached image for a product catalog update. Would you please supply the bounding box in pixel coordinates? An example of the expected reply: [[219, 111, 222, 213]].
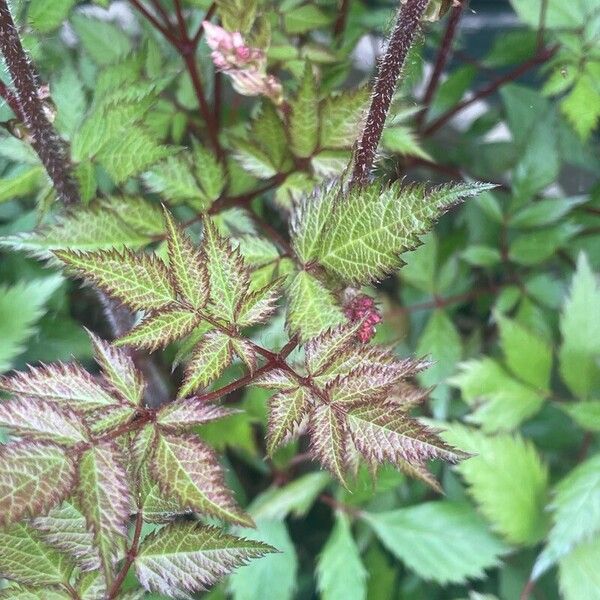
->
[[0, 0, 80, 204], [107, 511, 144, 599], [416, 2, 465, 129], [350, 0, 430, 188]]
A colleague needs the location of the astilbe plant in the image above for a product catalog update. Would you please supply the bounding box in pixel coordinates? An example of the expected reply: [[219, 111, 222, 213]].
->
[[0, 0, 501, 598]]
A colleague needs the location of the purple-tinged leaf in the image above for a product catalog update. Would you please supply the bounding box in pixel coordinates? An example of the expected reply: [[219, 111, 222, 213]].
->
[[309, 404, 350, 486], [231, 338, 258, 374], [151, 432, 251, 526], [346, 404, 461, 467], [55, 248, 176, 311], [0, 363, 114, 411], [235, 279, 281, 327], [139, 464, 188, 524], [163, 209, 210, 309], [135, 522, 275, 598], [267, 387, 314, 455], [0, 441, 76, 525], [203, 220, 250, 323], [116, 308, 201, 352], [77, 441, 131, 581], [0, 398, 88, 445], [252, 368, 298, 391], [87, 404, 137, 436], [325, 361, 423, 404], [178, 331, 233, 398], [157, 399, 236, 429], [305, 322, 363, 376], [32, 502, 101, 572], [0, 523, 74, 587], [89, 332, 144, 405]]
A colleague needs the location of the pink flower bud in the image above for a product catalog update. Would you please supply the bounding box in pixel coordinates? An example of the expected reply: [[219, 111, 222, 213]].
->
[[343, 292, 382, 343]]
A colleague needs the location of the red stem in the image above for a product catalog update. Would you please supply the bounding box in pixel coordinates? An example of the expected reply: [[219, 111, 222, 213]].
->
[[107, 511, 144, 599], [0, 0, 80, 204], [351, 0, 430, 187], [422, 44, 559, 136], [129, 0, 176, 42], [416, 2, 465, 129], [129, 0, 221, 157], [333, 0, 350, 38], [191, 2, 216, 46]]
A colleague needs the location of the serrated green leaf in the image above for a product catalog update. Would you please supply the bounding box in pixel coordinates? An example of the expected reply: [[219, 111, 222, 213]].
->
[[286, 271, 345, 342], [164, 210, 209, 309], [89, 332, 144, 406], [250, 102, 291, 171], [559, 253, 600, 399], [560, 401, 600, 432], [559, 537, 600, 600], [0, 523, 73, 586], [117, 308, 201, 352], [51, 64, 86, 137], [292, 181, 493, 284], [497, 314, 552, 391], [0, 585, 71, 599], [28, 0, 75, 30], [135, 522, 274, 598], [0, 203, 153, 260], [0, 167, 44, 204], [364, 502, 508, 584], [97, 127, 171, 184], [560, 73, 600, 140], [309, 403, 350, 486], [56, 248, 176, 312], [249, 472, 330, 521], [320, 88, 369, 149], [0, 441, 76, 526], [283, 4, 332, 33], [0, 276, 62, 372], [151, 432, 250, 525], [193, 144, 226, 202], [289, 63, 319, 158], [439, 424, 549, 545], [71, 15, 132, 65], [317, 514, 367, 600], [416, 309, 462, 386], [77, 441, 130, 581], [203, 220, 250, 323], [178, 331, 233, 398], [229, 519, 297, 600], [533, 454, 600, 578], [267, 386, 314, 454], [451, 358, 545, 432], [143, 155, 204, 203]]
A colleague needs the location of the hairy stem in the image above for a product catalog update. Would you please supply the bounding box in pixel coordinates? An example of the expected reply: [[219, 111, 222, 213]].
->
[[107, 511, 144, 599], [0, 0, 80, 204], [350, 0, 430, 187], [422, 44, 558, 136], [416, 2, 465, 128], [129, 0, 221, 157]]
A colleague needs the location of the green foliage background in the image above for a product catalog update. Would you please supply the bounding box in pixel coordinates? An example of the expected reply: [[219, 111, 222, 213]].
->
[[0, 0, 599, 599]]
